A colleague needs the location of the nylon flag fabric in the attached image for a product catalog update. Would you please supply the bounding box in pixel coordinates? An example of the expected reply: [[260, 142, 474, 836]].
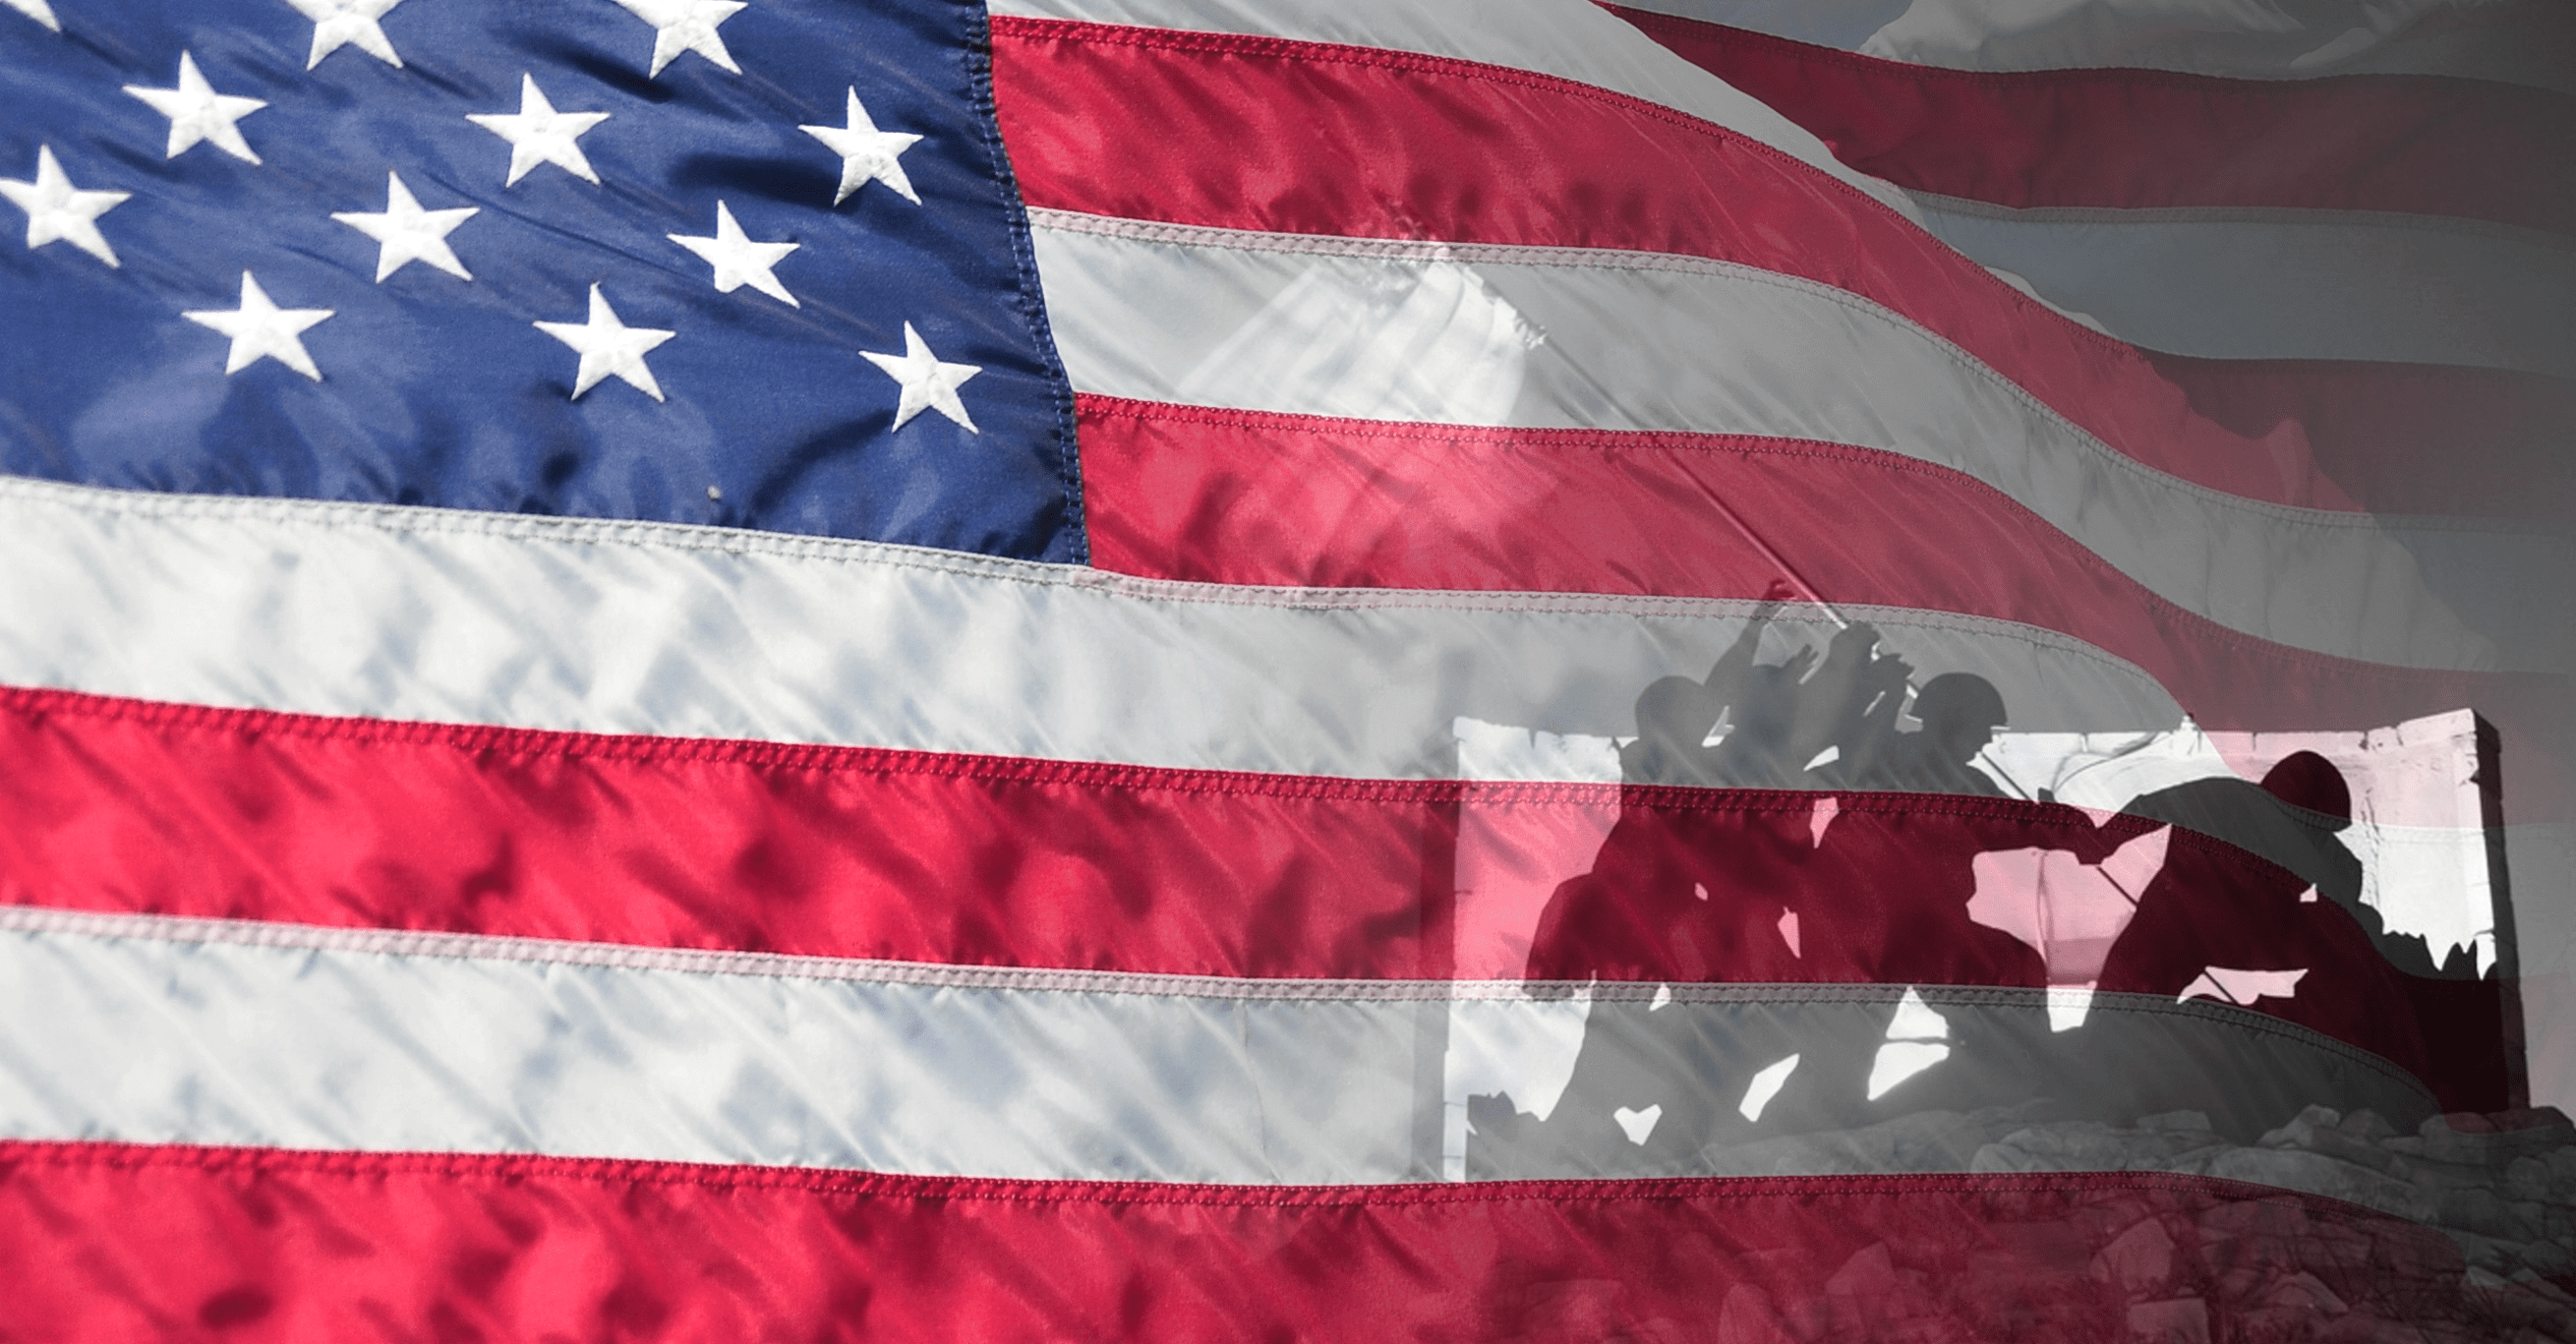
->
[[2, 0, 2574, 1339]]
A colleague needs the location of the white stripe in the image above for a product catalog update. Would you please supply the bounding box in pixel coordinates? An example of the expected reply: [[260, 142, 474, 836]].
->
[[0, 906, 1507, 1003], [1027, 213, 2568, 673], [1914, 197, 2576, 376], [0, 475, 2195, 768], [1611, 0, 2576, 92], [0, 913, 2438, 1183], [985, 0, 1923, 219]]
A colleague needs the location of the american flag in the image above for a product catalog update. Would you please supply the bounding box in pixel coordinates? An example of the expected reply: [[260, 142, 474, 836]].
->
[[4, 0, 2574, 1337]]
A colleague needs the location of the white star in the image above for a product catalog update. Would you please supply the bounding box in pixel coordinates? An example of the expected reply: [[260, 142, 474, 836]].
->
[[1, 146, 130, 267], [607, 0, 746, 77], [668, 200, 797, 307], [184, 271, 334, 380], [332, 170, 476, 281], [799, 88, 921, 206], [6, 0, 60, 33], [125, 52, 267, 165], [535, 284, 675, 401], [862, 322, 979, 432], [282, 0, 408, 70], [467, 74, 610, 187]]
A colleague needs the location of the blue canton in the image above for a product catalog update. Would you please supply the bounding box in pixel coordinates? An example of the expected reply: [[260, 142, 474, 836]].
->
[[0, 0, 1084, 562]]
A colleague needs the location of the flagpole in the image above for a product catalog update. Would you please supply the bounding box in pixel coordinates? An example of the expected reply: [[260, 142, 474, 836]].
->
[[1712, 493, 2047, 802], [1703, 491, 1849, 630]]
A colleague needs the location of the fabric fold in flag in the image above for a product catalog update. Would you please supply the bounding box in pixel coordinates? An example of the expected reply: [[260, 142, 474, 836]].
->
[[3, 0, 2571, 1334], [1603, 6, 2576, 234]]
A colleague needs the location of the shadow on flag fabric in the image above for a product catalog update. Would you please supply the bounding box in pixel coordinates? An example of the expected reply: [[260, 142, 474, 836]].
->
[[2, 0, 2574, 1338]]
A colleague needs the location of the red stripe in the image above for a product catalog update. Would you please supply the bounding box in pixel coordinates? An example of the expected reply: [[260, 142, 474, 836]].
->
[[0, 683, 2380, 973], [1607, 5, 2576, 236], [0, 686, 2510, 1108], [1522, 796, 2504, 1112], [989, 18, 2556, 522], [0, 1139, 2515, 1342], [0, 685, 1463, 981], [2144, 354, 2576, 525], [1074, 395, 2564, 759], [1075, 393, 2363, 683]]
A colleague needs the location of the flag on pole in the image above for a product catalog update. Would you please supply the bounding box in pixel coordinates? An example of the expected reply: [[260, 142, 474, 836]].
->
[[3, 0, 2573, 1337]]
